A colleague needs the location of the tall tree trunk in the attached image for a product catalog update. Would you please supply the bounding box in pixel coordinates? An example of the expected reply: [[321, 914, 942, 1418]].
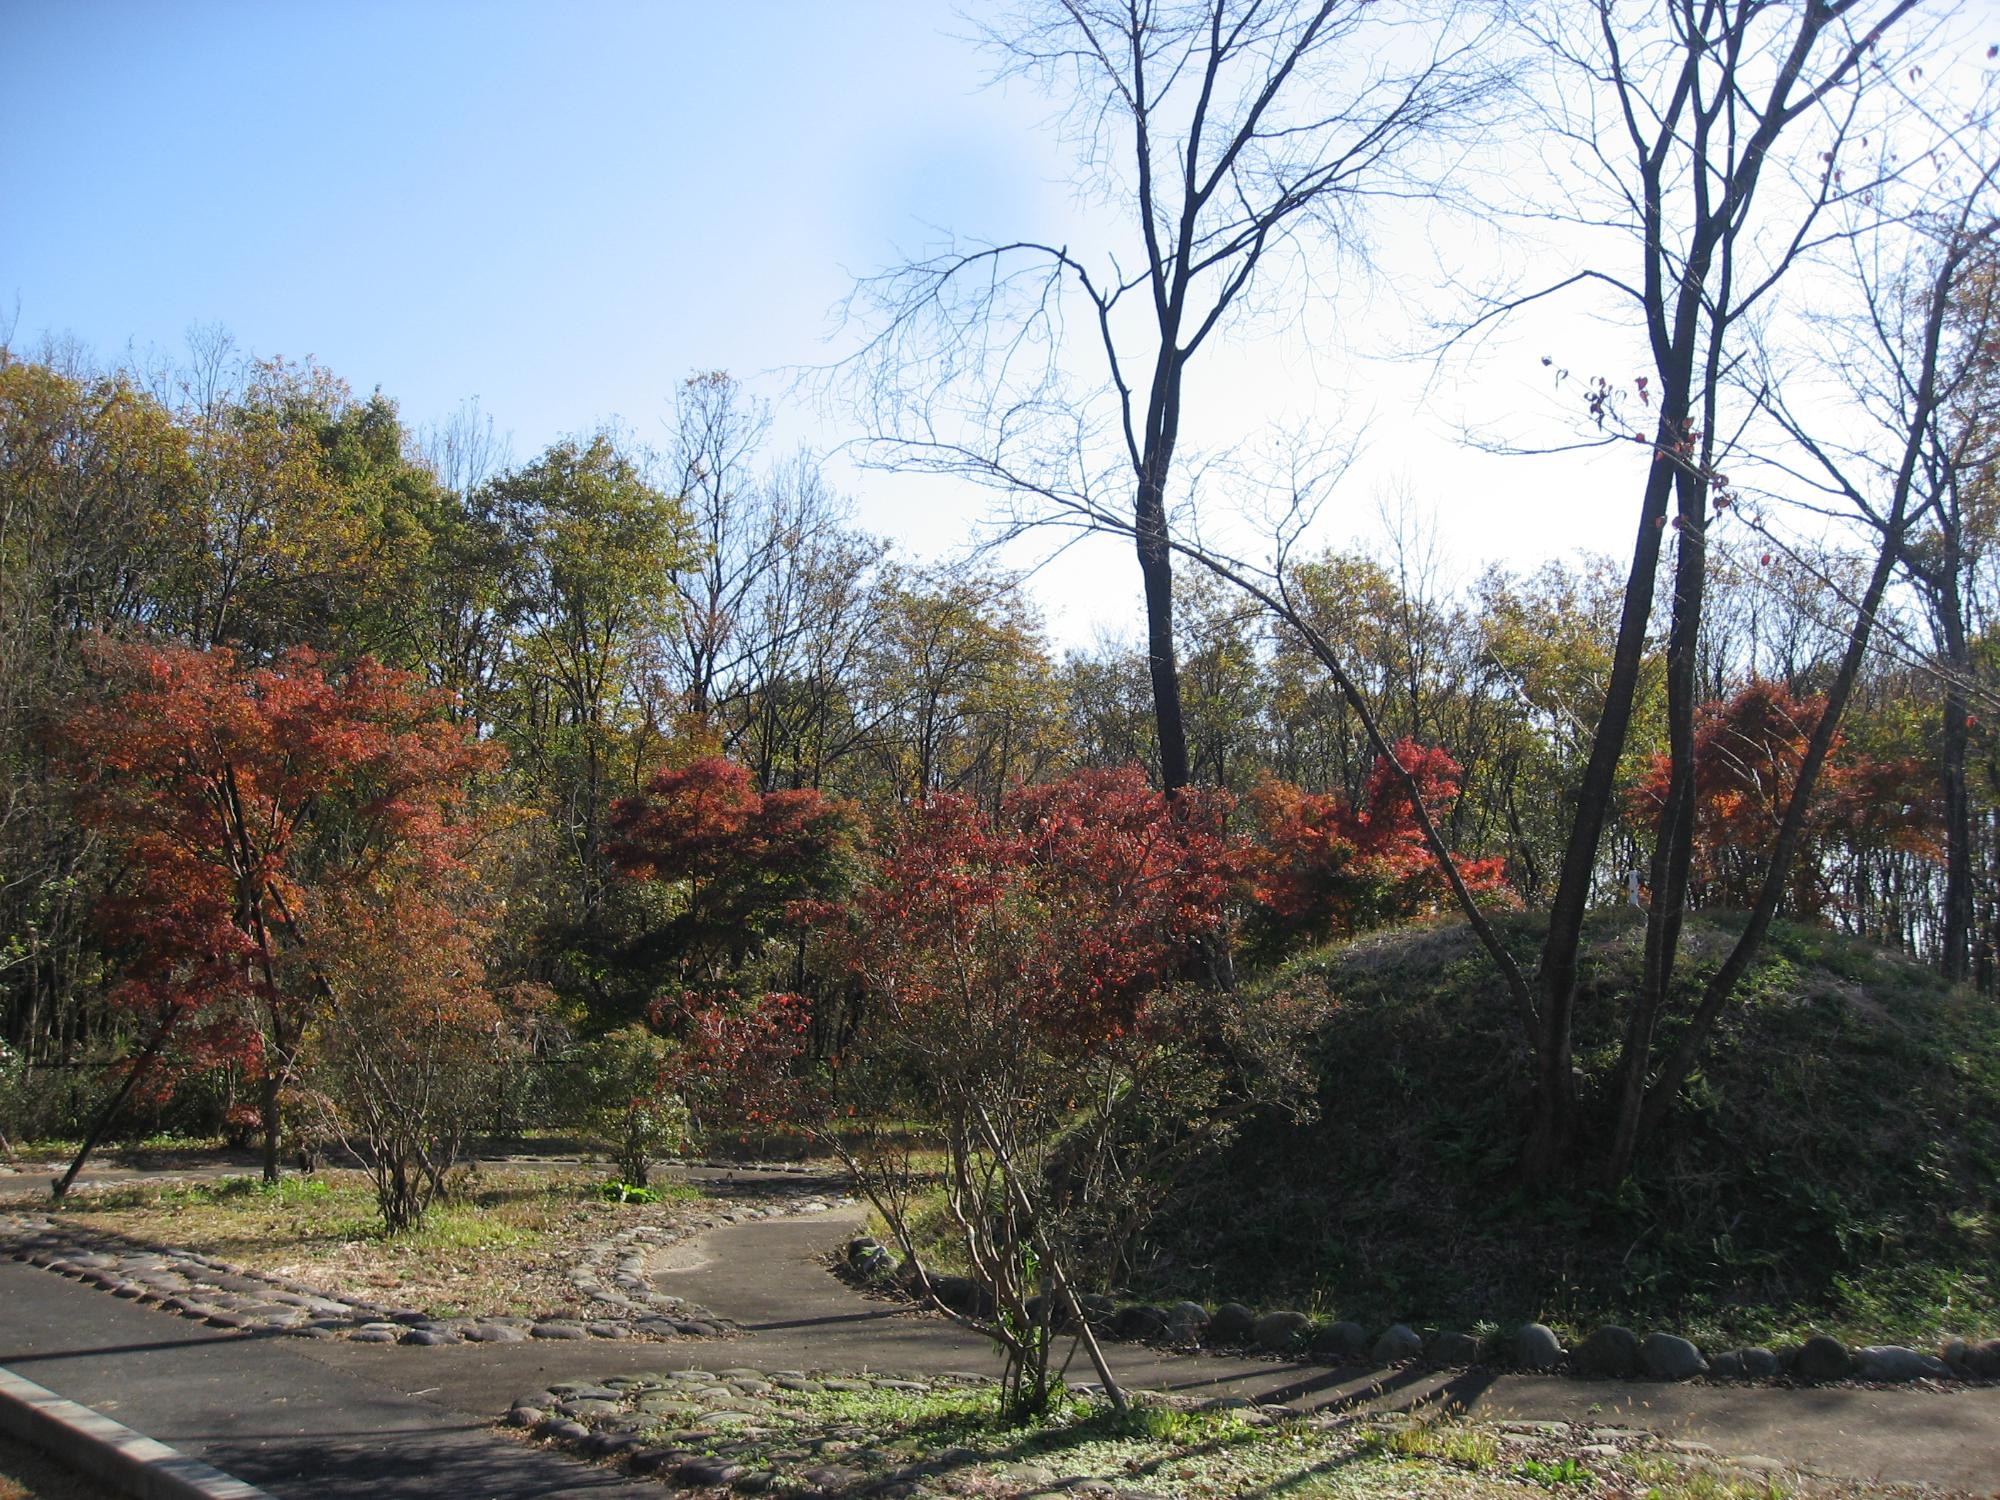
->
[[1137, 455, 1188, 792], [1939, 566, 1973, 984], [1523, 435, 1681, 1186], [1629, 195, 1986, 1137], [1637, 524, 1900, 1140], [261, 1067, 282, 1184], [1519, 0, 1884, 1189], [1978, 808, 1997, 993], [1607, 460, 1711, 1184]]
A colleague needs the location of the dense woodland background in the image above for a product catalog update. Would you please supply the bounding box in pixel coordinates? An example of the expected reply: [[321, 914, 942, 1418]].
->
[[3, 6, 1999, 1344], [0, 345, 1977, 1092]]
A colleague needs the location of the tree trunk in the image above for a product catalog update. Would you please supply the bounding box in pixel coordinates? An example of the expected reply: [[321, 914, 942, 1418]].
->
[[261, 1068, 283, 1185], [1606, 459, 1710, 1184], [1524, 435, 1682, 1186], [1634, 317, 1944, 1143], [53, 1009, 177, 1201], [1520, 1038, 1577, 1189], [1136, 471, 1189, 792], [1939, 567, 1973, 984]]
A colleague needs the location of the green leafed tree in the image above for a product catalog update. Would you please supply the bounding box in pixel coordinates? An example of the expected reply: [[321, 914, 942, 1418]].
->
[[483, 434, 693, 1010]]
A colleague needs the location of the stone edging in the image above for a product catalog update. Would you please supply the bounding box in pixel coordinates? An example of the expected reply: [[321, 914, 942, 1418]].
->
[[0, 1362, 274, 1500], [0, 1178, 854, 1347], [836, 1236, 2000, 1390], [504, 1363, 998, 1491]]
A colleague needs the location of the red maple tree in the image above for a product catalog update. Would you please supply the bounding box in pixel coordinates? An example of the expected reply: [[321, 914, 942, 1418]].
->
[[1634, 680, 1938, 918], [606, 755, 864, 984], [754, 767, 1249, 1414], [1245, 739, 1510, 950], [801, 766, 1242, 1053], [613, 766, 1241, 1149], [56, 639, 501, 1184], [650, 986, 816, 1141]]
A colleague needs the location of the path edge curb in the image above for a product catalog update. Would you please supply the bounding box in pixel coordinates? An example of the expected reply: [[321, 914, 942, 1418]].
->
[[0, 1364, 272, 1500]]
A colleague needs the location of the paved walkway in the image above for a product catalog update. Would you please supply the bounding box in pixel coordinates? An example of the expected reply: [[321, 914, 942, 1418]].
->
[[0, 1260, 658, 1497], [623, 1196, 2000, 1495], [299, 1173, 2000, 1493], [4, 1162, 1998, 1495]]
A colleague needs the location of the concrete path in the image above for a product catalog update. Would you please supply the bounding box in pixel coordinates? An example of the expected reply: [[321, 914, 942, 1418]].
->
[[0, 1260, 656, 1498], [608, 1182, 2000, 1495], [5, 1161, 1998, 1495], [304, 1173, 2000, 1492]]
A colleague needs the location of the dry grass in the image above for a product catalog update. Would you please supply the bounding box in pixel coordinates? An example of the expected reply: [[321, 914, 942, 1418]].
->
[[0, 1433, 120, 1500], [31, 1166, 702, 1320]]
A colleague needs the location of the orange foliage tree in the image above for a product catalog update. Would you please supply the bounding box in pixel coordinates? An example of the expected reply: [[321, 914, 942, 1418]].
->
[[55, 640, 501, 1189], [606, 755, 865, 989], [1245, 739, 1510, 952], [302, 878, 527, 1230], [1633, 681, 1939, 919], [599, 756, 862, 1161], [781, 767, 1283, 1418]]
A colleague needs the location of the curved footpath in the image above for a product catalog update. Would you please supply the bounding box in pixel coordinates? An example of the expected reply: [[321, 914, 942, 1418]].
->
[[638, 1195, 2000, 1494], [3, 1164, 1998, 1496], [309, 1171, 2000, 1493]]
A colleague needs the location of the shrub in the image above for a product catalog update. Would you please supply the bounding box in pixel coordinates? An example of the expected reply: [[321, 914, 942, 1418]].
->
[[579, 1024, 689, 1189]]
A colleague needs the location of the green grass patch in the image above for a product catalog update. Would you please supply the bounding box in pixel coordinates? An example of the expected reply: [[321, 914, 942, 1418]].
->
[[1517, 1455, 1594, 1488], [35, 1164, 708, 1321], [49, 1171, 531, 1250], [614, 1378, 1902, 1500], [1359, 1423, 1501, 1468], [598, 1180, 661, 1204], [1620, 1453, 1793, 1500]]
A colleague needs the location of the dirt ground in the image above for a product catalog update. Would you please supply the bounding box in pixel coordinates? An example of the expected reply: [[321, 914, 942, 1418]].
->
[[0, 1433, 118, 1500]]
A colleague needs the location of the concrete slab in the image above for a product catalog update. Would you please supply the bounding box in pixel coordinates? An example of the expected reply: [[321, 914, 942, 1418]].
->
[[0, 1364, 270, 1500], [0, 1262, 654, 1499]]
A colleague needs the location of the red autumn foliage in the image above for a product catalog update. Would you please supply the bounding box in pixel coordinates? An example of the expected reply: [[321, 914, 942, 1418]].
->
[[1634, 680, 1939, 917], [55, 639, 502, 1167], [1245, 739, 1510, 949], [607, 756, 864, 979], [649, 986, 817, 1137], [801, 766, 1243, 1054]]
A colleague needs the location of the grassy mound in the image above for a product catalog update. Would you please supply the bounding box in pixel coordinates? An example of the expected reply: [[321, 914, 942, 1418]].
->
[[1138, 910, 2000, 1347]]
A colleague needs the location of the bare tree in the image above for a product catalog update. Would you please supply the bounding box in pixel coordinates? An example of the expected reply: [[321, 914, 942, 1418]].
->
[[1454, 0, 1935, 1182], [1882, 215, 2000, 983], [417, 397, 507, 504], [1720, 64, 2000, 993], [844, 0, 1501, 790], [661, 372, 900, 795], [1017, 0, 1967, 1188], [666, 371, 778, 721], [1607, 166, 2000, 1183], [412, 400, 519, 724], [1903, 255, 2000, 984], [730, 510, 888, 793]]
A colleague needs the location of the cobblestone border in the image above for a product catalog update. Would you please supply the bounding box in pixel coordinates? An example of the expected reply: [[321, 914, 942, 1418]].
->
[[835, 1236, 2000, 1391], [0, 1173, 855, 1348]]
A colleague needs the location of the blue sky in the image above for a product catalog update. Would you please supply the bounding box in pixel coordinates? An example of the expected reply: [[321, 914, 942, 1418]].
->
[[3, 1, 1700, 645], [2, 3, 1049, 432]]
